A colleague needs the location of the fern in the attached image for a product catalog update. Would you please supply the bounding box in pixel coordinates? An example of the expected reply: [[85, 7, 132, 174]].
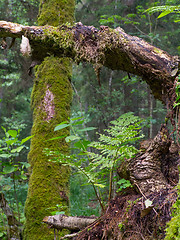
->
[[88, 112, 144, 201], [46, 113, 144, 211], [146, 5, 180, 20]]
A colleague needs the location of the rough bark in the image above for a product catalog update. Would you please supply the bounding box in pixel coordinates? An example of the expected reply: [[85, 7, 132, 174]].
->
[[0, 21, 179, 104], [129, 124, 171, 195], [23, 0, 75, 239], [117, 125, 180, 195]]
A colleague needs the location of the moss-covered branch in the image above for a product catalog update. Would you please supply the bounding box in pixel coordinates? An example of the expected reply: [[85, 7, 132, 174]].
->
[[0, 20, 179, 103]]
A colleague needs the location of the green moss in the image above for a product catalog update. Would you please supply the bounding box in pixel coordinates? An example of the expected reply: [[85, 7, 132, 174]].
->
[[24, 0, 75, 238], [165, 183, 180, 240], [38, 0, 75, 26], [24, 56, 72, 239], [153, 47, 164, 54]]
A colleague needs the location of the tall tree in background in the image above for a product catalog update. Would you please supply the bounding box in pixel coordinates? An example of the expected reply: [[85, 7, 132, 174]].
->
[[23, 0, 75, 239]]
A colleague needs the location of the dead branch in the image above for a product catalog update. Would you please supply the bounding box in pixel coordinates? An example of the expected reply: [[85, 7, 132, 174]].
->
[[43, 214, 97, 231], [0, 21, 179, 105]]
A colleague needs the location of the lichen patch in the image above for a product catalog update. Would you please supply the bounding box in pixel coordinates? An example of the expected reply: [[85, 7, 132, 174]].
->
[[41, 85, 55, 122]]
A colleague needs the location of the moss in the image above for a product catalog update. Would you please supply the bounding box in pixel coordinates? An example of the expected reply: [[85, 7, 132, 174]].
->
[[38, 0, 75, 26], [24, 56, 72, 239], [24, 0, 75, 239]]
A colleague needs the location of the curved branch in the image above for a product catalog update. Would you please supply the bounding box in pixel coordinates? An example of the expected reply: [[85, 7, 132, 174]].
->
[[0, 21, 179, 103]]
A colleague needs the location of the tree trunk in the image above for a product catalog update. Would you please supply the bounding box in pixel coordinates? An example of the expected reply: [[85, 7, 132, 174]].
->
[[23, 0, 75, 239]]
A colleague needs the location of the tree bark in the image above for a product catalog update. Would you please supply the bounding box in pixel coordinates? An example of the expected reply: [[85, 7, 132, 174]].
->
[[129, 124, 171, 195], [23, 0, 75, 239], [0, 21, 179, 105]]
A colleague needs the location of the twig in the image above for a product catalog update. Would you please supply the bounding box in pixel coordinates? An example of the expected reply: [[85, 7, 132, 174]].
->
[[134, 183, 158, 216], [60, 232, 79, 239]]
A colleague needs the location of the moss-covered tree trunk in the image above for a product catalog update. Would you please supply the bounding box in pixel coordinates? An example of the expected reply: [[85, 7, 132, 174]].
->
[[23, 0, 75, 239]]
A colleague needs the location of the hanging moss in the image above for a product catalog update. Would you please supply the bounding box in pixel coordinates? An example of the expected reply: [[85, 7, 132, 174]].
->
[[24, 0, 75, 239]]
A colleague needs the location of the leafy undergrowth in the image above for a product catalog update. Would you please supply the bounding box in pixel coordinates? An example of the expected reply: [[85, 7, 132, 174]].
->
[[76, 188, 177, 240], [70, 174, 100, 217]]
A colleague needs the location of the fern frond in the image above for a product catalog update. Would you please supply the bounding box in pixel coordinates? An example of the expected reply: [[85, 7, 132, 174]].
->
[[146, 5, 180, 18]]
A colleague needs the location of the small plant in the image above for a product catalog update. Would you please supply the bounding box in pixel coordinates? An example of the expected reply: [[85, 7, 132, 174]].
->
[[173, 75, 180, 108], [165, 184, 180, 240], [116, 179, 132, 192], [47, 113, 144, 212], [0, 127, 33, 222]]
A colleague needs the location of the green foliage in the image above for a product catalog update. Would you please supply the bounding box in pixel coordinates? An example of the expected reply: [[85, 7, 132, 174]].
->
[[116, 179, 132, 192], [47, 113, 143, 211], [165, 184, 180, 240], [70, 174, 100, 216], [88, 112, 143, 201], [0, 127, 32, 236], [173, 75, 180, 108], [146, 5, 180, 21]]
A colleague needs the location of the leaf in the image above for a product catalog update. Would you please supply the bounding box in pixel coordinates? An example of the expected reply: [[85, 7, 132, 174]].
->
[[54, 123, 70, 131], [77, 127, 97, 132], [3, 165, 16, 174], [74, 140, 91, 150], [48, 136, 67, 141], [145, 199, 153, 208], [157, 10, 172, 18], [20, 162, 30, 168], [94, 183, 105, 188], [21, 135, 34, 144], [19, 175, 27, 180], [141, 206, 153, 217], [11, 146, 24, 153], [65, 135, 80, 142], [7, 129, 17, 138], [70, 116, 83, 121], [2, 185, 12, 191], [55, 211, 65, 215], [0, 153, 11, 158], [6, 139, 17, 145], [72, 120, 84, 125]]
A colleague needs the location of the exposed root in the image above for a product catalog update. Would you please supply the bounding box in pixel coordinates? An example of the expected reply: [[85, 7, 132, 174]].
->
[[76, 189, 177, 240]]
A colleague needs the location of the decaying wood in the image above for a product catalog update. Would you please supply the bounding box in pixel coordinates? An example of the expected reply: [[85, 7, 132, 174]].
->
[[117, 124, 180, 196], [43, 214, 97, 231], [0, 21, 179, 105], [129, 124, 171, 195], [75, 189, 177, 240], [0, 193, 22, 240]]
